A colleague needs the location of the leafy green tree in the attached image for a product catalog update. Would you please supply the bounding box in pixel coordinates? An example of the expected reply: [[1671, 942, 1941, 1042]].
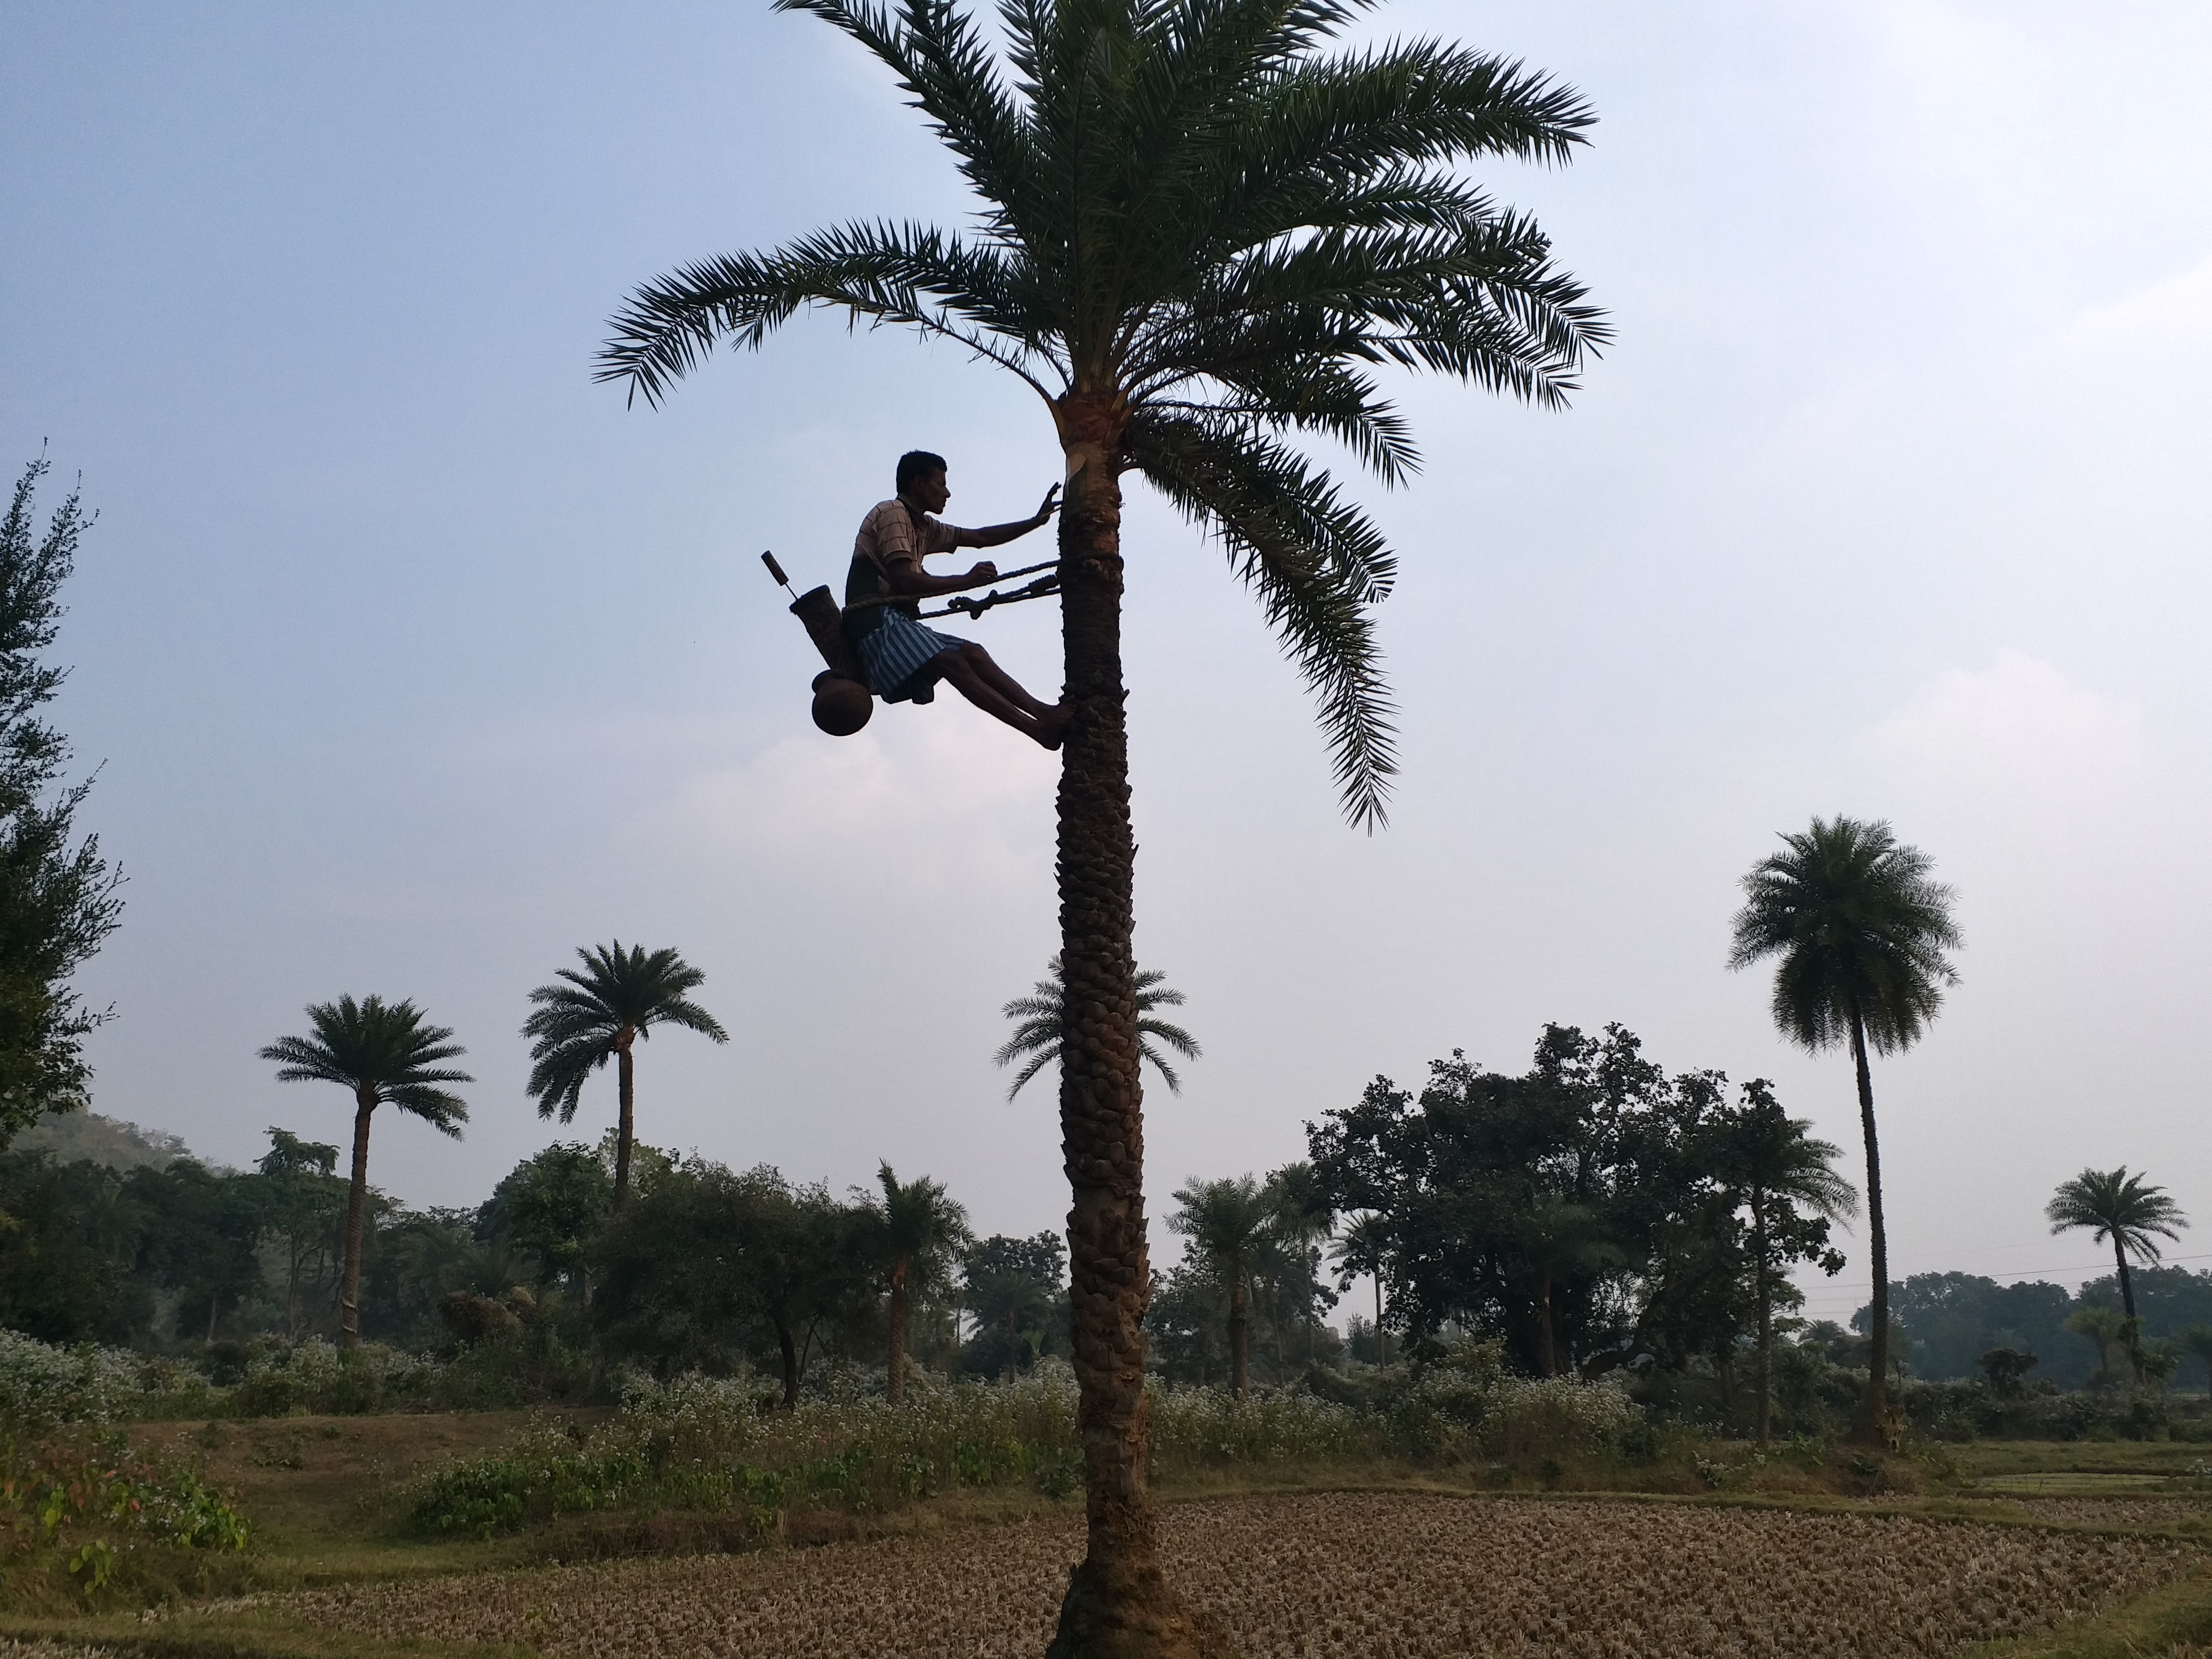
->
[[962, 1232, 1068, 1383], [1977, 1346, 2037, 1397], [522, 943, 728, 1209], [0, 457, 123, 1152], [870, 1163, 971, 1403], [599, 1, 1603, 1640], [478, 1142, 613, 1298], [596, 1161, 864, 1404], [0, 1148, 140, 1341], [260, 995, 471, 1347], [2046, 1167, 2188, 1341], [255, 1126, 345, 1338], [1728, 816, 1960, 1442], [995, 956, 1199, 1100], [1716, 1082, 1856, 1444]]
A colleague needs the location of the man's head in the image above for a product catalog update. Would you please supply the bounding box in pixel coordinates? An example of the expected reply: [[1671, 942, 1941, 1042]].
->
[[896, 449, 950, 513]]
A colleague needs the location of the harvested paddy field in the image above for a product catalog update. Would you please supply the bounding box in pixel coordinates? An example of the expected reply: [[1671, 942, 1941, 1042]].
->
[[250, 1493, 2198, 1659]]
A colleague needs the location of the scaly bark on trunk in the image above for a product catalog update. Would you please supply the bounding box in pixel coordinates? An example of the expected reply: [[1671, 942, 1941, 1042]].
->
[[613, 1031, 637, 1209], [1045, 408, 1216, 1659], [340, 1090, 375, 1350], [1849, 1001, 1891, 1444], [888, 1258, 910, 1406]]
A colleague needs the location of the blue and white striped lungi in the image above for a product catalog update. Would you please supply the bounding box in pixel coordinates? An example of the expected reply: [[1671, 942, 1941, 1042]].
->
[[856, 609, 971, 704]]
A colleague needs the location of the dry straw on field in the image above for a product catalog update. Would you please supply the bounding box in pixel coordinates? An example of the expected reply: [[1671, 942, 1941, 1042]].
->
[[260, 1493, 2196, 1658]]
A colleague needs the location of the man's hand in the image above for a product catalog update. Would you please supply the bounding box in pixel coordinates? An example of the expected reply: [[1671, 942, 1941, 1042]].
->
[[1033, 484, 1060, 526], [967, 561, 1000, 584]]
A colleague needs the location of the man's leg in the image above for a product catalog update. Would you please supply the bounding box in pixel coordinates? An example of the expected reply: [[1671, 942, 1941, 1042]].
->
[[955, 641, 1059, 720], [932, 648, 1066, 749]]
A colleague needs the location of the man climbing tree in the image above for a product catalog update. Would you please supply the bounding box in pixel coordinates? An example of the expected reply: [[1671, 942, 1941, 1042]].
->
[[599, 4, 1604, 1650], [845, 450, 1067, 747]]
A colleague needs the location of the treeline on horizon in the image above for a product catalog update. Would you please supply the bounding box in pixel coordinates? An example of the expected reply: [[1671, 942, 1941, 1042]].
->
[[2, 1019, 2198, 1407]]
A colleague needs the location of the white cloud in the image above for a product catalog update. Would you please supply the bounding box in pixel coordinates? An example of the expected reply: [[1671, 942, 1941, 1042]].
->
[[1854, 650, 2144, 790], [2062, 252, 2212, 358]]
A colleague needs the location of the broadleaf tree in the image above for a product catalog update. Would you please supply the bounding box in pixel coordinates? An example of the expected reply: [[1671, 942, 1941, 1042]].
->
[[597, 3, 1604, 1647], [0, 457, 123, 1152]]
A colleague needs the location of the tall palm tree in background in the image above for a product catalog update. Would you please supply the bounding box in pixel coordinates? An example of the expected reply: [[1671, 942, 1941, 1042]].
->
[[522, 943, 728, 1209], [259, 996, 470, 1348], [599, 3, 1602, 1646], [1728, 816, 1960, 1444], [996, 956, 1199, 1101], [1719, 1089, 1857, 1445], [1168, 1174, 1284, 1398], [875, 1162, 973, 1403], [1330, 1211, 1391, 1369], [2048, 1166, 2188, 1378]]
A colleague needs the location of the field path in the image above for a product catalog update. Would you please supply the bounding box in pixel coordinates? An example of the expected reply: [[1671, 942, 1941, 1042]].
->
[[269, 1493, 2199, 1657]]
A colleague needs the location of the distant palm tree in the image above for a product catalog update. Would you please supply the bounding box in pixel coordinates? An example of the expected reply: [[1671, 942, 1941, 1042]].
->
[[260, 995, 470, 1348], [1168, 1175, 1283, 1397], [1728, 816, 1960, 1443], [994, 955, 1199, 1101], [1720, 1089, 1858, 1445], [2066, 1303, 2132, 1387], [1330, 1212, 1391, 1370], [874, 1163, 972, 1405], [2048, 1167, 2188, 1378], [522, 943, 728, 1208]]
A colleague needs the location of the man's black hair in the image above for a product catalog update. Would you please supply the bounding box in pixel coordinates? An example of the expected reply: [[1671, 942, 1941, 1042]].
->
[[896, 450, 949, 494]]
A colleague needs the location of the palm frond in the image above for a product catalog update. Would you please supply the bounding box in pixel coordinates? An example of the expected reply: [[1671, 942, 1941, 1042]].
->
[[1127, 413, 1396, 828], [598, 222, 1062, 406]]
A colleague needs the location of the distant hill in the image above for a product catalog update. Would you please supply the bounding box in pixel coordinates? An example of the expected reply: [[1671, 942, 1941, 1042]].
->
[[12, 1109, 197, 1171]]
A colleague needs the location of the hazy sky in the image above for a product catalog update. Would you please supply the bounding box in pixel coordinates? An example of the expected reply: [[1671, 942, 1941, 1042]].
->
[[5, 1, 2209, 1331]]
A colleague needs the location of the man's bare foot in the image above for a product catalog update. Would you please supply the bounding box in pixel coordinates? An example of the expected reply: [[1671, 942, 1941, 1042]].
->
[[1034, 704, 1070, 750]]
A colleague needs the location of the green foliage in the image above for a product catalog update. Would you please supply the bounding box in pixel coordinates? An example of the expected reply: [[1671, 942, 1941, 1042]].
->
[[1, 1424, 250, 1553], [260, 994, 472, 1139], [0, 456, 123, 1152], [960, 1232, 1067, 1382], [477, 1142, 610, 1293]]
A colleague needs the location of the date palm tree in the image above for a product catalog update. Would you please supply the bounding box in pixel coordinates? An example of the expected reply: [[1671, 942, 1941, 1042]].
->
[[1728, 816, 1960, 1443], [1330, 1210, 1390, 1369], [874, 1162, 973, 1403], [2048, 1166, 2187, 1379], [599, 4, 1603, 1647], [1168, 1174, 1284, 1398], [522, 943, 728, 1209], [995, 955, 1199, 1100], [1719, 1087, 1857, 1444], [259, 995, 470, 1348]]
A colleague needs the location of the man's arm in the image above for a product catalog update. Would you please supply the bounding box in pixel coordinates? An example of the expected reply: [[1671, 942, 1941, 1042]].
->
[[954, 484, 1059, 551]]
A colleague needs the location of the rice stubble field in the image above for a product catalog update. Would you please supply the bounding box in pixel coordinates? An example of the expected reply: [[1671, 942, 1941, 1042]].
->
[[226, 1492, 2202, 1659]]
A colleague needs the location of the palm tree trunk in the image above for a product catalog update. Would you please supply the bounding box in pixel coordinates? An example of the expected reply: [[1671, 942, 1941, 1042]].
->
[[888, 1259, 909, 1406], [613, 1035, 637, 1209], [340, 1092, 374, 1350], [1375, 1275, 1386, 1370], [1751, 1193, 1774, 1447], [2115, 1238, 2144, 1381], [1848, 1002, 1890, 1445], [1046, 418, 1207, 1659], [1228, 1268, 1249, 1398]]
